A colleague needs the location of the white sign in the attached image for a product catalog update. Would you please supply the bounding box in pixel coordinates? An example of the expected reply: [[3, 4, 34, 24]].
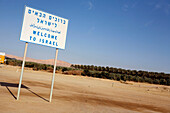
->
[[0, 52, 5, 56], [20, 6, 69, 49]]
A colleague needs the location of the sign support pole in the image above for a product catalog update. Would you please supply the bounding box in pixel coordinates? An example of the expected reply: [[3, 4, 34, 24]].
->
[[17, 42, 28, 100], [49, 48, 59, 102]]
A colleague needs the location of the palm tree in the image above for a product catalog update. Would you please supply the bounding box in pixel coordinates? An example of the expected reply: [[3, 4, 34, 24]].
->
[[106, 66, 109, 72], [94, 66, 98, 71], [90, 65, 94, 70], [97, 66, 102, 71], [109, 67, 114, 73], [81, 65, 84, 69], [101, 67, 106, 71]]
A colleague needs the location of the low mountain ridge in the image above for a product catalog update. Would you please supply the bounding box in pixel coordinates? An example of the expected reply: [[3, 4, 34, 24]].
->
[[6, 54, 71, 67]]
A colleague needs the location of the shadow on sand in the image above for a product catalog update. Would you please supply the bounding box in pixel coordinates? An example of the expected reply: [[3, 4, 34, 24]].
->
[[0, 82, 49, 102]]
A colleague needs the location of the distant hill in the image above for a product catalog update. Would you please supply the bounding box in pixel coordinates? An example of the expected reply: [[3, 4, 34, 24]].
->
[[6, 54, 71, 67]]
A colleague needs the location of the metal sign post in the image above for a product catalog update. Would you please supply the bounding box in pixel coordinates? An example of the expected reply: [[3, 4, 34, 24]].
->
[[49, 48, 58, 102], [17, 42, 28, 100]]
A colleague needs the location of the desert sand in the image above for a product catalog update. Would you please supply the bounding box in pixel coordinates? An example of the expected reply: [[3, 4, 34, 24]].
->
[[0, 64, 170, 113]]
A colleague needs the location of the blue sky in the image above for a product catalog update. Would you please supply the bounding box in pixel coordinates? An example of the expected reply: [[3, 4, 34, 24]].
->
[[0, 0, 170, 73]]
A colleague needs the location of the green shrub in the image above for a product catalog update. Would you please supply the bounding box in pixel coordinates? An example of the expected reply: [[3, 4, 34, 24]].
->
[[138, 77, 144, 82], [109, 73, 116, 80], [146, 78, 153, 84], [62, 67, 68, 72], [160, 79, 167, 85], [81, 69, 91, 76], [153, 79, 160, 84], [120, 75, 127, 81], [101, 71, 109, 79], [116, 74, 121, 81], [127, 75, 133, 81], [167, 79, 170, 86]]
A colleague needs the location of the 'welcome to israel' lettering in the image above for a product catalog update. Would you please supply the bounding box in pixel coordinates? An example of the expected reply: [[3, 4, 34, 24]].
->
[[20, 6, 69, 49]]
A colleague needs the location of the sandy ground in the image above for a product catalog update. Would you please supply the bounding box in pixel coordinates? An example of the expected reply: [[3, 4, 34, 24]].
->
[[0, 65, 170, 113]]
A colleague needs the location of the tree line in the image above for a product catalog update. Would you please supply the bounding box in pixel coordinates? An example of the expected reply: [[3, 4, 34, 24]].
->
[[71, 64, 170, 86], [4, 57, 170, 86]]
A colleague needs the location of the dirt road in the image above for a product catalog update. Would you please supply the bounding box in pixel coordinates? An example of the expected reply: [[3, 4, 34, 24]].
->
[[0, 65, 170, 113]]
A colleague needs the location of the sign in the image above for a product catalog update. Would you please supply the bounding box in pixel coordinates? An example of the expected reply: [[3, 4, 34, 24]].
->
[[20, 6, 69, 49], [0, 52, 5, 63], [17, 6, 69, 102]]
